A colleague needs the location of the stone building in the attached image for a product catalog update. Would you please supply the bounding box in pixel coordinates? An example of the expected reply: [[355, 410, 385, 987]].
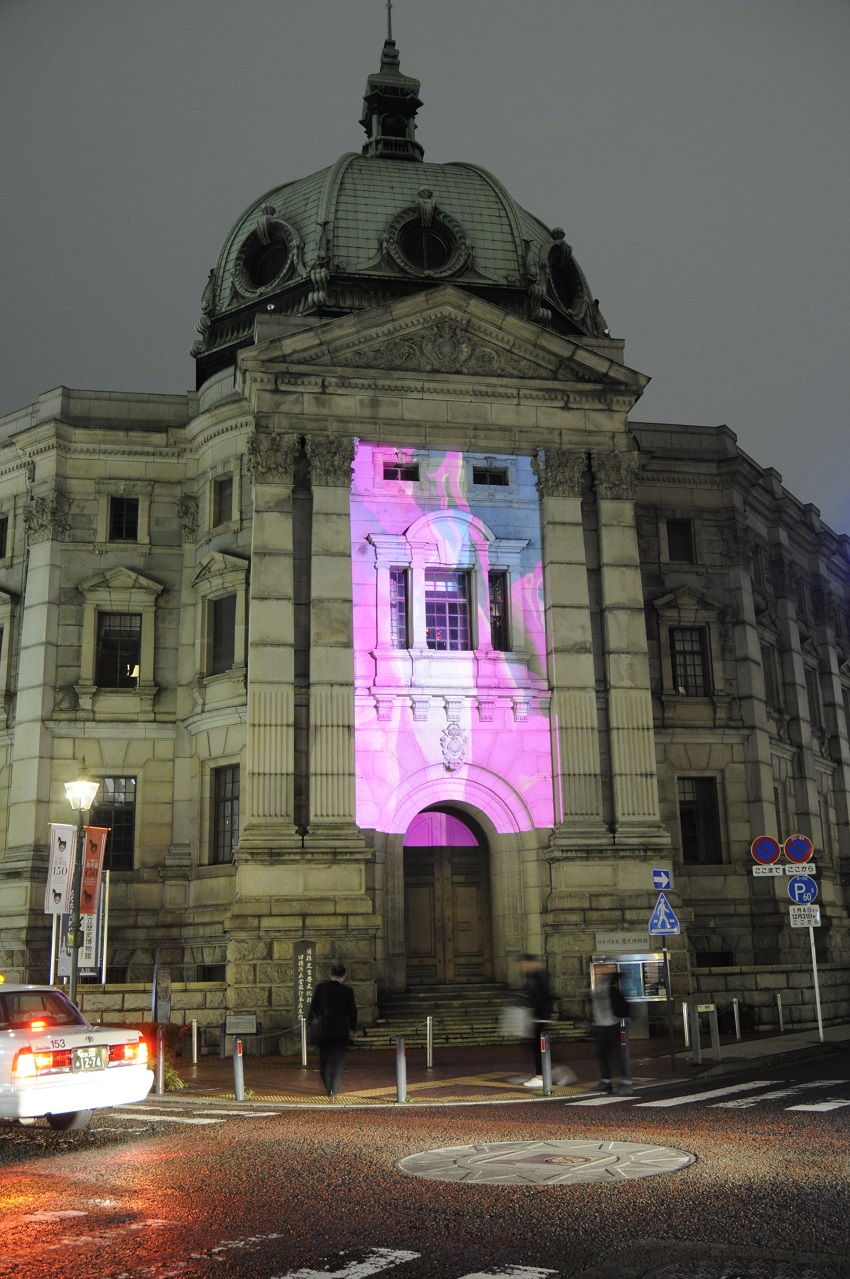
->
[[1, 33, 848, 1037]]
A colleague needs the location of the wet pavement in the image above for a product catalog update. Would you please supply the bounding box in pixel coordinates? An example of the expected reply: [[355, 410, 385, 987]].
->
[[167, 1021, 850, 1108]]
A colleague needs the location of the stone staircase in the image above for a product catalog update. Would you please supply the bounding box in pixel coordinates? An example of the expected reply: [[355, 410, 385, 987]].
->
[[359, 983, 586, 1050]]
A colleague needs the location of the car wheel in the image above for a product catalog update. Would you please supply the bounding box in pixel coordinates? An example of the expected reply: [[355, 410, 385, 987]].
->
[[46, 1109, 93, 1131]]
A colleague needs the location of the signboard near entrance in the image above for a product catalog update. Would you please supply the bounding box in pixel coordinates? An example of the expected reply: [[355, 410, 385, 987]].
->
[[293, 940, 316, 1025], [790, 905, 821, 928]]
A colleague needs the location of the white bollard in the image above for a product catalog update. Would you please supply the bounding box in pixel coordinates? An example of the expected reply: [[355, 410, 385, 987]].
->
[[396, 1036, 407, 1103]]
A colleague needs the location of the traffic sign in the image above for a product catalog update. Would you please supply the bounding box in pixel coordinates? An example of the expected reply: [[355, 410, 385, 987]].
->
[[751, 835, 781, 864], [752, 865, 784, 877], [787, 874, 818, 904], [786, 862, 815, 875], [789, 905, 821, 928], [784, 834, 814, 863], [648, 892, 680, 935], [651, 868, 672, 890]]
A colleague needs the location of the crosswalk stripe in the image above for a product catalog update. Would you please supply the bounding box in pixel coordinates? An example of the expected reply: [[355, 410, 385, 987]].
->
[[563, 1095, 633, 1107], [786, 1100, 850, 1112], [109, 1112, 223, 1125], [634, 1080, 782, 1108], [711, 1081, 845, 1109]]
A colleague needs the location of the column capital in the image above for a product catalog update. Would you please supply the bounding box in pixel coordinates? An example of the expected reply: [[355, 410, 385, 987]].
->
[[246, 431, 299, 485], [305, 436, 355, 488], [532, 448, 586, 498], [23, 490, 71, 543], [591, 449, 640, 500]]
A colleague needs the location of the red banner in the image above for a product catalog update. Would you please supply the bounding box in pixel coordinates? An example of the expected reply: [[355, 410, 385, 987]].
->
[[80, 826, 108, 915]]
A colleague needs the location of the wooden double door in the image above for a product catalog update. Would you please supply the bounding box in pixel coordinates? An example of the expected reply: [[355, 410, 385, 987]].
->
[[404, 841, 493, 985]]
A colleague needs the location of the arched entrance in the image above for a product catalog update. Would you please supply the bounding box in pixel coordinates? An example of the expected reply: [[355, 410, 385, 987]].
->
[[403, 808, 493, 986]]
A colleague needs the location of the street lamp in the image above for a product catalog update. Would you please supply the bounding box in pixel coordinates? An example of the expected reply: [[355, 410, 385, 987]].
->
[[64, 761, 100, 1006]]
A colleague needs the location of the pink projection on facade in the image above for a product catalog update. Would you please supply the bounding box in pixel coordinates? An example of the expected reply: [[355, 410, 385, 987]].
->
[[350, 442, 554, 837]]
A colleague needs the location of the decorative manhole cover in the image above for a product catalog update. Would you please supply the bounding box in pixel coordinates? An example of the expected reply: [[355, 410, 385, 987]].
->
[[396, 1139, 695, 1185], [643, 1262, 841, 1279]]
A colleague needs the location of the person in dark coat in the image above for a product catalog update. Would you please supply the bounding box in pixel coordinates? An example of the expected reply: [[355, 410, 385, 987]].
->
[[521, 954, 553, 1088], [591, 970, 632, 1094], [309, 962, 358, 1099]]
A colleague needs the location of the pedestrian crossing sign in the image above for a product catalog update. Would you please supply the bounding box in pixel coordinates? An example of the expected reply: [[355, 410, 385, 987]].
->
[[648, 892, 680, 935]]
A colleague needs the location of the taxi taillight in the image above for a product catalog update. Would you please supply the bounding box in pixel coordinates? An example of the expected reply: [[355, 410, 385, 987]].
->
[[12, 1046, 72, 1078], [108, 1040, 147, 1066]]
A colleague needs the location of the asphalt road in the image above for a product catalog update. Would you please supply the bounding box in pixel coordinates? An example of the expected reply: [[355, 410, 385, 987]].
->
[[1, 1053, 848, 1279]]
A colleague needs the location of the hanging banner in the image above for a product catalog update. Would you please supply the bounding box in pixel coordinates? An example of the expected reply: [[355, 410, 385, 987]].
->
[[57, 885, 103, 980], [45, 823, 76, 914], [80, 826, 108, 915]]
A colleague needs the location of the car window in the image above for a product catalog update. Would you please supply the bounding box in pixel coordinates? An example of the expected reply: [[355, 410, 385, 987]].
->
[[0, 990, 88, 1031]]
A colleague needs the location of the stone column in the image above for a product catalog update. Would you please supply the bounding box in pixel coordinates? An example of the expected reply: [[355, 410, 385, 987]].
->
[[304, 436, 362, 847], [239, 431, 299, 850], [592, 450, 666, 844], [533, 448, 606, 843]]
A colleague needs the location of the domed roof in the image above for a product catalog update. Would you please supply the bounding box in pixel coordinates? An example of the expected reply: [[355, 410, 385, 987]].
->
[[192, 33, 608, 385]]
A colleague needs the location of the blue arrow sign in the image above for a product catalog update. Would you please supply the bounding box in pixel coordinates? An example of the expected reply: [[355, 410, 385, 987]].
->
[[649, 892, 680, 935], [787, 875, 818, 904], [652, 868, 672, 890]]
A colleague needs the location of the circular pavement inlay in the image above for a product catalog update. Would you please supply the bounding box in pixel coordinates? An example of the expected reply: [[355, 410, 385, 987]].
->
[[396, 1139, 695, 1185]]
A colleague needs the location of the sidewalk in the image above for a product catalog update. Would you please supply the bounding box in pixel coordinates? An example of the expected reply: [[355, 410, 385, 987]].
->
[[163, 1022, 850, 1108]]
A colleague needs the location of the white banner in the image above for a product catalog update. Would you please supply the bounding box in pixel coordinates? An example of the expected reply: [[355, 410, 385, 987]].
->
[[45, 823, 76, 914]]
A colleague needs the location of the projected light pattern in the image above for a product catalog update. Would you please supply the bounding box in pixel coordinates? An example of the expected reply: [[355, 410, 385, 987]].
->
[[351, 444, 553, 835]]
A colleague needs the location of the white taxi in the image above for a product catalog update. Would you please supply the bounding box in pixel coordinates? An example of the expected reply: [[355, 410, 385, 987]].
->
[[0, 983, 153, 1130]]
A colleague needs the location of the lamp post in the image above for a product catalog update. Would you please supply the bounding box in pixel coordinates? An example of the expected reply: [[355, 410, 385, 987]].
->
[[64, 761, 100, 1007]]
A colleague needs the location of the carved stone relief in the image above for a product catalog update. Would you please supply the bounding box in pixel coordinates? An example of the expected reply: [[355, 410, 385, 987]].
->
[[591, 450, 640, 500], [330, 318, 552, 379], [23, 491, 71, 543], [532, 448, 586, 499], [178, 496, 198, 543], [305, 436, 355, 487], [440, 722, 467, 771]]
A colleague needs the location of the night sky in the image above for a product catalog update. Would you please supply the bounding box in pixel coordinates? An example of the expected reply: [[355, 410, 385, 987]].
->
[[1, 0, 847, 530]]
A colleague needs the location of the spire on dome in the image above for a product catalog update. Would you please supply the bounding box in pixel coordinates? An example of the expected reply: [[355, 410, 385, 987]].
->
[[360, 2, 424, 161]]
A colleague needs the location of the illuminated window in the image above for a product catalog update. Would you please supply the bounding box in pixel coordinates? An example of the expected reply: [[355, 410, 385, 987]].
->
[[95, 613, 141, 688], [678, 777, 722, 865], [390, 570, 409, 649], [212, 765, 240, 865], [109, 497, 139, 541], [425, 571, 471, 651], [488, 571, 509, 650], [670, 627, 710, 696], [92, 777, 136, 871], [383, 462, 420, 481], [212, 475, 233, 527]]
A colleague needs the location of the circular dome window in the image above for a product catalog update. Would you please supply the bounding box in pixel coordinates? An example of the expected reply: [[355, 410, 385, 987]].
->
[[234, 218, 296, 297], [385, 201, 471, 280]]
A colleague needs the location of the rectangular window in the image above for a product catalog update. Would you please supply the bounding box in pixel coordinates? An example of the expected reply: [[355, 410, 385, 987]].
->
[[472, 466, 509, 487], [109, 497, 139, 542], [805, 666, 823, 731], [842, 686, 850, 735], [670, 627, 710, 696], [95, 613, 141, 687], [0, 515, 8, 558], [210, 593, 236, 674], [213, 475, 233, 527], [774, 786, 783, 840], [666, 518, 695, 563], [383, 462, 420, 481], [425, 570, 471, 651], [389, 569, 409, 649], [760, 642, 783, 710], [212, 765, 240, 864], [678, 776, 722, 865], [91, 776, 136, 872], [795, 576, 808, 618], [751, 542, 771, 591], [488, 570, 509, 651]]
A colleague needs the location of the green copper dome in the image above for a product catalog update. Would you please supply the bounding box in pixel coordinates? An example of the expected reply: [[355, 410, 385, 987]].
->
[[192, 34, 608, 385]]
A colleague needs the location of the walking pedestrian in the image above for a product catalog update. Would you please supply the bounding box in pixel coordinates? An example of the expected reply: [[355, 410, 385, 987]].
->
[[521, 954, 553, 1088], [309, 962, 357, 1100], [592, 970, 632, 1094]]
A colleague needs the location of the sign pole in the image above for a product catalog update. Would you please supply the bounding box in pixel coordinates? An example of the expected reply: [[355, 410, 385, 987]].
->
[[662, 936, 676, 1072], [808, 925, 824, 1042]]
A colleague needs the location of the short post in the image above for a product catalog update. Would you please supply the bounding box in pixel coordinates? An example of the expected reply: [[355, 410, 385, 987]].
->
[[396, 1035, 407, 1104], [191, 1018, 198, 1066], [155, 1025, 165, 1095], [809, 924, 824, 1042], [776, 991, 784, 1033], [619, 1019, 632, 1082], [233, 1037, 245, 1101], [682, 1001, 690, 1048], [425, 1015, 433, 1070], [707, 1007, 722, 1062], [540, 1031, 552, 1096], [732, 998, 741, 1040], [689, 1003, 702, 1065], [300, 1016, 308, 1067]]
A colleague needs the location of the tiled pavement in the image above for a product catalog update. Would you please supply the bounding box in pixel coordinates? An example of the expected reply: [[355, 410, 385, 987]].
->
[[164, 1023, 850, 1108]]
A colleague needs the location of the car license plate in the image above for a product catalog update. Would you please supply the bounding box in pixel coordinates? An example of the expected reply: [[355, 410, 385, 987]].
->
[[72, 1046, 105, 1072]]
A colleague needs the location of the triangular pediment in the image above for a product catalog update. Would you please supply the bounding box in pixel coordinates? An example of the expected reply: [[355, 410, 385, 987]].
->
[[755, 609, 781, 639], [78, 566, 164, 598], [244, 286, 647, 392], [653, 585, 722, 620], [190, 552, 250, 594]]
